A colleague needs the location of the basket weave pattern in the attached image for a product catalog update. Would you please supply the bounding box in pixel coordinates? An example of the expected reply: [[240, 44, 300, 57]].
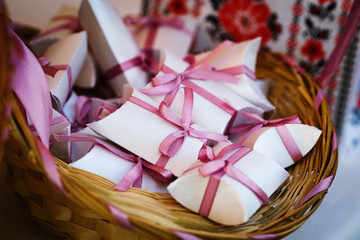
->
[[1, 23, 339, 239]]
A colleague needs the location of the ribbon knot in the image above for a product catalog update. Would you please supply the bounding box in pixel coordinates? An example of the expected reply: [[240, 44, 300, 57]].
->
[[193, 145, 269, 217]]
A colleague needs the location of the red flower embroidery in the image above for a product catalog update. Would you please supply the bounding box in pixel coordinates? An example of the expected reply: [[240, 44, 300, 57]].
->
[[301, 39, 326, 61], [218, 0, 272, 45], [167, 0, 189, 16]]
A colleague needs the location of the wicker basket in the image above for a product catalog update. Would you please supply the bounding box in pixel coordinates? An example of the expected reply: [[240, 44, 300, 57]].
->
[[1, 8, 338, 240]]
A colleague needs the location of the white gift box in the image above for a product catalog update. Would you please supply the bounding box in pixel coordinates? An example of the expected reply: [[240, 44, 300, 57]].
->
[[79, 0, 148, 96], [194, 38, 274, 112], [168, 142, 289, 225], [88, 86, 207, 177], [239, 124, 322, 168], [42, 31, 87, 109], [143, 49, 264, 134], [70, 145, 168, 192]]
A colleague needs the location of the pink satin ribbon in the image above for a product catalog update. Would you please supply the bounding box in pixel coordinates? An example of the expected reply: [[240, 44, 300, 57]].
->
[[31, 15, 81, 41], [316, 0, 360, 87], [38, 56, 73, 98], [230, 112, 301, 145], [128, 88, 227, 168], [298, 174, 335, 207], [140, 64, 239, 115], [315, 90, 324, 112], [190, 144, 268, 217], [125, 15, 192, 47], [275, 125, 303, 163], [54, 133, 174, 191], [248, 234, 281, 240]]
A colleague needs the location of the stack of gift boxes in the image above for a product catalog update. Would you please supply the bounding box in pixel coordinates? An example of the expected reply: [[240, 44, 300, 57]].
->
[[17, 0, 323, 226]]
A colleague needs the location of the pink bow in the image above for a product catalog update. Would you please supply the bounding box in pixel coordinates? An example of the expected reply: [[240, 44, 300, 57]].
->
[[129, 88, 227, 168], [190, 144, 268, 217], [230, 112, 301, 144], [38, 56, 72, 98], [140, 63, 240, 109], [31, 15, 81, 41], [157, 88, 227, 160]]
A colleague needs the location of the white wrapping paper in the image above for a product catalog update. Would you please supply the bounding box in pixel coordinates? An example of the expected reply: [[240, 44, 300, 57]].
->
[[239, 124, 322, 168], [42, 31, 87, 109], [79, 0, 148, 96], [195, 38, 274, 112], [88, 86, 205, 177], [168, 142, 289, 225], [145, 49, 264, 134], [70, 145, 168, 192]]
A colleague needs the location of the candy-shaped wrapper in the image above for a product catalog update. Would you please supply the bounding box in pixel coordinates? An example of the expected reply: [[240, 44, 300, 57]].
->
[[240, 124, 322, 168], [70, 145, 168, 192], [143, 50, 263, 134], [42, 31, 87, 110], [126, 15, 197, 59], [88, 86, 205, 176], [195, 38, 274, 112], [79, 0, 148, 96], [168, 142, 289, 225]]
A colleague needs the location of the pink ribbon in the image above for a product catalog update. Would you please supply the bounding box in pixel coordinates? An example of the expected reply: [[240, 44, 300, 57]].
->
[[140, 64, 239, 115], [104, 54, 146, 80], [93, 101, 119, 121], [38, 56, 73, 98], [31, 15, 81, 41], [276, 125, 303, 163], [128, 88, 227, 168], [10, 29, 52, 149], [54, 133, 174, 191], [298, 175, 335, 207], [316, 0, 360, 87], [124, 15, 192, 47], [230, 112, 301, 145], [315, 90, 324, 112], [190, 144, 268, 217]]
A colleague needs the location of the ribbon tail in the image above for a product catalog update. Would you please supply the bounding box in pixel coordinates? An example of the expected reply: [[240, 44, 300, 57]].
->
[[114, 160, 143, 192]]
